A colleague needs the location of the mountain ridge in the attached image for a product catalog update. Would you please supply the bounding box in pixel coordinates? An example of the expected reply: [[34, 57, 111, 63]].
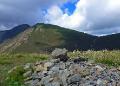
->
[[0, 24, 30, 43], [0, 23, 120, 53]]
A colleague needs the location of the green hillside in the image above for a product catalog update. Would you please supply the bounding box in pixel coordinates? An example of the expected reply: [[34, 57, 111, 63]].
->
[[0, 23, 96, 53]]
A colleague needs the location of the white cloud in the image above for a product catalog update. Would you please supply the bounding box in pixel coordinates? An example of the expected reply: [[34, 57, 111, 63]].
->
[[45, 0, 120, 35], [0, 0, 120, 35], [44, 5, 85, 30]]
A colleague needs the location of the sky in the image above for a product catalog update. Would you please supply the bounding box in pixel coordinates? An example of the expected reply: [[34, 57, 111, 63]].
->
[[0, 0, 120, 35]]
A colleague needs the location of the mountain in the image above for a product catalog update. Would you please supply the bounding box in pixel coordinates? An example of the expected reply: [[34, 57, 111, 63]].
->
[[93, 33, 120, 50], [0, 23, 97, 53], [0, 24, 30, 43], [0, 23, 120, 53]]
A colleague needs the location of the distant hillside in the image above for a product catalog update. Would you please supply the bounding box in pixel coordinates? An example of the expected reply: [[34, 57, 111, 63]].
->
[[0, 23, 96, 53], [0, 24, 30, 43], [93, 33, 120, 50]]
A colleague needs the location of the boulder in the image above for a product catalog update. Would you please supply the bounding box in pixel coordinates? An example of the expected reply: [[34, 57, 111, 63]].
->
[[51, 48, 69, 62]]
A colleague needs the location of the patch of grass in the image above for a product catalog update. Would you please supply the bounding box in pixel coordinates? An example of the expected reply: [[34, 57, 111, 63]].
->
[[0, 53, 48, 86], [5, 66, 25, 86], [68, 50, 120, 67]]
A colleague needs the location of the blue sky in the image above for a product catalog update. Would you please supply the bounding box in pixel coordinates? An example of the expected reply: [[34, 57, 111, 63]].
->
[[0, 0, 120, 35], [61, 0, 79, 15]]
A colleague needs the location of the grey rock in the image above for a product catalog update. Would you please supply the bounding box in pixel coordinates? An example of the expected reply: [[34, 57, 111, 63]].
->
[[32, 73, 42, 80], [40, 76, 51, 85], [97, 79, 104, 85], [50, 66, 59, 73], [48, 70, 54, 75], [51, 48, 68, 57], [51, 48, 69, 62], [59, 62, 66, 69], [23, 57, 120, 86], [67, 74, 81, 85]]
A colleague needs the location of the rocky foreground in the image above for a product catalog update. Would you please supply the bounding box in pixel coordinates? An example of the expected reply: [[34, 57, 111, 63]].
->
[[23, 49, 120, 86], [24, 59, 120, 86]]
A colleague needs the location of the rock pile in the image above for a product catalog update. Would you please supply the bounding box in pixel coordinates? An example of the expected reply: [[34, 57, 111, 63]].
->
[[23, 49, 120, 86], [24, 61, 120, 86]]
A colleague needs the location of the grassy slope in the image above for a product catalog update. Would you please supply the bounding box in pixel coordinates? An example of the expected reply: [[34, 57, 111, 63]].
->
[[0, 23, 97, 53], [0, 53, 48, 85]]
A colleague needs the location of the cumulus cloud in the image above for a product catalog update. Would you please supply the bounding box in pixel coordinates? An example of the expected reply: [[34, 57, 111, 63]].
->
[[0, 0, 120, 35], [45, 5, 85, 30], [0, 0, 68, 30], [45, 0, 120, 35]]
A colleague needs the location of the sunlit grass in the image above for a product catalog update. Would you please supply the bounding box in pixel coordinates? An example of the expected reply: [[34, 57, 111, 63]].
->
[[68, 50, 120, 67]]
